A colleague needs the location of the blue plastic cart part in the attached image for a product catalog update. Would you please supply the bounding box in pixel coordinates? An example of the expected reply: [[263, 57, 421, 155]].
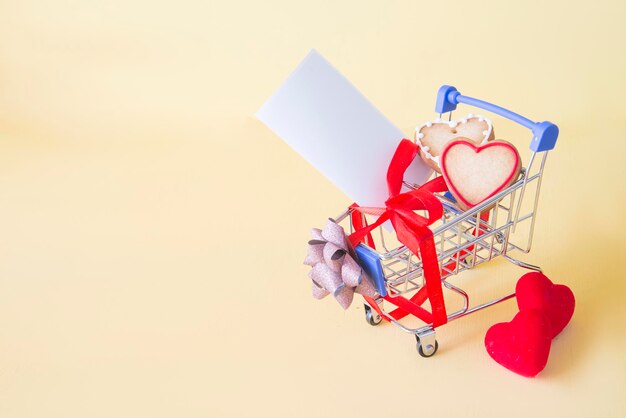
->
[[434, 85, 558, 153], [444, 191, 456, 202], [355, 244, 387, 297], [442, 191, 461, 214]]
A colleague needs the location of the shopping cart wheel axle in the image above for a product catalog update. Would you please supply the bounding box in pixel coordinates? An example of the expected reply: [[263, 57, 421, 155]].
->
[[364, 304, 383, 326], [416, 331, 438, 358]]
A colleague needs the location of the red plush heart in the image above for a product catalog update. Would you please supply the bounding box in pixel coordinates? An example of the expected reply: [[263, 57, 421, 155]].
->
[[485, 310, 552, 377], [516, 272, 575, 338]]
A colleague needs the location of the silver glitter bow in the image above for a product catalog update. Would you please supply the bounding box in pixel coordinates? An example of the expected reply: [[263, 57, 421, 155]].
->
[[304, 219, 377, 309]]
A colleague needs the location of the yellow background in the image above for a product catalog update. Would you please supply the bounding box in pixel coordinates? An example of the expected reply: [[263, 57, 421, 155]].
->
[[1, 0, 625, 417]]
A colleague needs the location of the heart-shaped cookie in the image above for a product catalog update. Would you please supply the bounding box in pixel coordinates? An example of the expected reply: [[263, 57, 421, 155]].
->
[[415, 114, 494, 172], [516, 272, 575, 339], [441, 139, 521, 210], [485, 309, 552, 377]]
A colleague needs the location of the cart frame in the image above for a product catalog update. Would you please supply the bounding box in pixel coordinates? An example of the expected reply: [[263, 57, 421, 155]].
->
[[332, 85, 558, 357]]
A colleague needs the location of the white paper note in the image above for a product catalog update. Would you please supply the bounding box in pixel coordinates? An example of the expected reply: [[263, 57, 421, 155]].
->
[[256, 49, 432, 207]]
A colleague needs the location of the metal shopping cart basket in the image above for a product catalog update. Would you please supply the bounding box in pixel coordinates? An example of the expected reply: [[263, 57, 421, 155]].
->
[[332, 85, 559, 357]]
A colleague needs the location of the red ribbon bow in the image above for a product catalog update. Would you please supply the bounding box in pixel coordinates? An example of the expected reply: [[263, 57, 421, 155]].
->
[[348, 139, 449, 327]]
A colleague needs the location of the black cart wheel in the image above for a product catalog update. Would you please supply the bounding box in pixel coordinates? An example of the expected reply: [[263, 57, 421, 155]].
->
[[415, 336, 439, 358], [364, 304, 382, 326]]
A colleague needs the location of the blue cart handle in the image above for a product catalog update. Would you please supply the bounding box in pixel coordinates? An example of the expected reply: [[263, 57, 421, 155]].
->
[[435, 85, 558, 152]]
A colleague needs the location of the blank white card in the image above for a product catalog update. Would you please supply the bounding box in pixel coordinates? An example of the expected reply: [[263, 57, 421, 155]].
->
[[256, 49, 431, 207]]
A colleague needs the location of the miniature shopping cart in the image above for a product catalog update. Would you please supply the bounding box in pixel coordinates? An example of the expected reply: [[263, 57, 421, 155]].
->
[[332, 85, 559, 357]]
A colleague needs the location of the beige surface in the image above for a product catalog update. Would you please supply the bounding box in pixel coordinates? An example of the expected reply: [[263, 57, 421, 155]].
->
[[1, 1, 625, 417]]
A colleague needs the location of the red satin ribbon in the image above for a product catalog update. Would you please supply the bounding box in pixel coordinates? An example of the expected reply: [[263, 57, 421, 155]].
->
[[348, 139, 449, 327], [349, 204, 376, 250]]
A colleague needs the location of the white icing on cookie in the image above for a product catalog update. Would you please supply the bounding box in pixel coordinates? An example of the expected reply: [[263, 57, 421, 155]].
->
[[414, 114, 493, 166]]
